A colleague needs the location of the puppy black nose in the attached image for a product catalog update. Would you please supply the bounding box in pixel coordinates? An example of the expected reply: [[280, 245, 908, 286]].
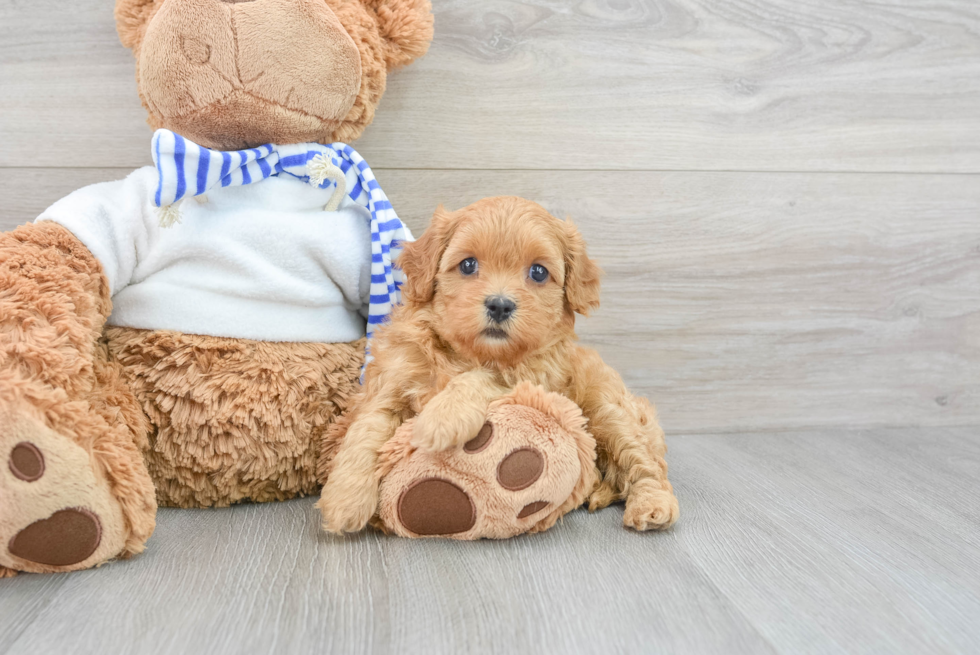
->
[[485, 296, 516, 323]]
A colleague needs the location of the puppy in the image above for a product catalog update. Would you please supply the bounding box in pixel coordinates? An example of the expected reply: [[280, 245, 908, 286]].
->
[[318, 196, 679, 534]]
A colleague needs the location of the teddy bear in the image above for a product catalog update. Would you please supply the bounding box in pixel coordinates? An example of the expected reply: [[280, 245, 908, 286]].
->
[[0, 0, 434, 576]]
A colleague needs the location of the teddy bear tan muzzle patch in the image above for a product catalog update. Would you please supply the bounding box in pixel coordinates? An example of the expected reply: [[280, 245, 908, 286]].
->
[[139, 0, 362, 149]]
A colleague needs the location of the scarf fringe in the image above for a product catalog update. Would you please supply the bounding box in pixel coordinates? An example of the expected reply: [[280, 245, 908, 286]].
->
[[158, 201, 183, 228]]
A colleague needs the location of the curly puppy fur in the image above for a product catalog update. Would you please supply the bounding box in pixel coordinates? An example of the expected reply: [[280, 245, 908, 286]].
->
[[318, 197, 679, 534]]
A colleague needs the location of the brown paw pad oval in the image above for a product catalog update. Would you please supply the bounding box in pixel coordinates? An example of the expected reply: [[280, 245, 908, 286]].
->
[[518, 501, 550, 519], [397, 478, 476, 536], [463, 422, 494, 454], [497, 447, 544, 491], [8, 508, 102, 567], [9, 442, 45, 482]]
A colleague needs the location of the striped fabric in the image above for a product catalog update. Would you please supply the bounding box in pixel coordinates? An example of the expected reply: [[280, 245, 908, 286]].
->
[[151, 129, 409, 361]]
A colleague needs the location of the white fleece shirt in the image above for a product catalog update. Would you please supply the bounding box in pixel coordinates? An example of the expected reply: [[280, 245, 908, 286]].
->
[[37, 166, 376, 343]]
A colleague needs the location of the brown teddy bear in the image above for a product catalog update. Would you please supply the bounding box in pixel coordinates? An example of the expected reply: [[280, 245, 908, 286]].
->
[[0, 0, 433, 576]]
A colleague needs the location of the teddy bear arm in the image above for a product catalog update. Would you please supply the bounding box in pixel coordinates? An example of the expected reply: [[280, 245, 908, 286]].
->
[[0, 221, 111, 391]]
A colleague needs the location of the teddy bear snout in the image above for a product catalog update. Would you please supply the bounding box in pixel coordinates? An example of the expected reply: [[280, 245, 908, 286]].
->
[[138, 0, 362, 149]]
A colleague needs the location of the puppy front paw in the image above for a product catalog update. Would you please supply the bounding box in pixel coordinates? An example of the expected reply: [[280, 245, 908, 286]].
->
[[317, 478, 379, 534], [623, 485, 679, 531], [411, 399, 486, 453]]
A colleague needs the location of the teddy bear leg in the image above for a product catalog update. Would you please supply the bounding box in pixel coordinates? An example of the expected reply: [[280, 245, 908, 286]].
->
[[374, 383, 598, 540], [0, 223, 156, 574]]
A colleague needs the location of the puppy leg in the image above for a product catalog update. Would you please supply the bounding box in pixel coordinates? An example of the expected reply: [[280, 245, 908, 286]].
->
[[411, 368, 507, 452], [317, 404, 402, 534], [573, 351, 679, 531]]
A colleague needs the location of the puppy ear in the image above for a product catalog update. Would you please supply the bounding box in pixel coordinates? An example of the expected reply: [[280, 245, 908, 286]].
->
[[399, 205, 456, 306], [115, 0, 158, 51], [562, 218, 602, 316]]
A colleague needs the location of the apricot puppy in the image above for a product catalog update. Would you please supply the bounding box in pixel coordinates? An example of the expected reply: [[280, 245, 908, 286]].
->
[[318, 196, 679, 534]]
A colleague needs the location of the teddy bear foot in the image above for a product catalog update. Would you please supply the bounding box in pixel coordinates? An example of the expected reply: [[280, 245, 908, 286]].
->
[[376, 383, 598, 540], [0, 408, 130, 574]]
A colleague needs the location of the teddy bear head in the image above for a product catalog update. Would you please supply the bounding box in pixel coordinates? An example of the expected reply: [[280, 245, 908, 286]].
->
[[114, 0, 433, 150]]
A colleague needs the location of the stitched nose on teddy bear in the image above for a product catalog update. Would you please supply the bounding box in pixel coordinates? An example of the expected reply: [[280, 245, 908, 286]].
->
[[138, 0, 362, 149]]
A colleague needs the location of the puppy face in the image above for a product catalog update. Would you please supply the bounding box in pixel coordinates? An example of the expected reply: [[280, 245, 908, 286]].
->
[[399, 197, 602, 367]]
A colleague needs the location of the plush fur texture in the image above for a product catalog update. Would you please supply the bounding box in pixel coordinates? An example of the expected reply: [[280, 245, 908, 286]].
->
[[115, 0, 433, 149], [105, 329, 363, 508], [0, 0, 432, 574], [373, 383, 598, 539], [318, 197, 679, 535]]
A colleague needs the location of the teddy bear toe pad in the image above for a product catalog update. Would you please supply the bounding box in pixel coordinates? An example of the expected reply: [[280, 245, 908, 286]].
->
[[379, 401, 589, 540], [1, 413, 127, 573], [496, 447, 544, 490], [8, 442, 44, 481], [397, 478, 476, 536]]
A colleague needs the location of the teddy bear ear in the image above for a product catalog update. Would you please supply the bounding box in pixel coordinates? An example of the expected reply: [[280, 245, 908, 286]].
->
[[114, 0, 158, 51], [363, 0, 435, 70]]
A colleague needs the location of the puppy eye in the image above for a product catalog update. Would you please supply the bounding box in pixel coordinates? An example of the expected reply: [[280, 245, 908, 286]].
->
[[529, 264, 549, 283], [459, 257, 478, 276]]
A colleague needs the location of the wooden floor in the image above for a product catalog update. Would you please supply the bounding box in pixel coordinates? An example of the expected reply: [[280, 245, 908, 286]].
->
[[0, 428, 977, 655], [1, 0, 979, 652]]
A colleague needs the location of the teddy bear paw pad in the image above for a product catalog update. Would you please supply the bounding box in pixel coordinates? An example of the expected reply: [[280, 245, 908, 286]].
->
[[396, 478, 476, 536], [8, 508, 102, 567], [1, 412, 128, 573]]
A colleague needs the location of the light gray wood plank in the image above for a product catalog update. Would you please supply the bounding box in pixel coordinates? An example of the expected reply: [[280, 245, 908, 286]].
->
[[0, 574, 69, 653], [0, 501, 773, 654], [670, 427, 980, 654], [3, 168, 978, 433], [1, 428, 978, 655], [2, 0, 979, 172]]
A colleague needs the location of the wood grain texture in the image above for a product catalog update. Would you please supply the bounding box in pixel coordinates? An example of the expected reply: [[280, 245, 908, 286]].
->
[[2, 0, 980, 171], [3, 168, 978, 433], [2, 0, 979, 651], [0, 428, 977, 655]]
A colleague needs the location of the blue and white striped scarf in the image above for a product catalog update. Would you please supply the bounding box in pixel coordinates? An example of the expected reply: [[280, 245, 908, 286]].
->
[[150, 129, 408, 361]]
